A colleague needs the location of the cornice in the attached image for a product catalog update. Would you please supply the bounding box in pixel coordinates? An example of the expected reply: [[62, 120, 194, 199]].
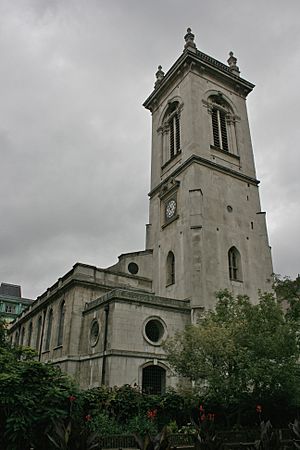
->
[[144, 49, 255, 111], [84, 288, 191, 314], [149, 154, 259, 198]]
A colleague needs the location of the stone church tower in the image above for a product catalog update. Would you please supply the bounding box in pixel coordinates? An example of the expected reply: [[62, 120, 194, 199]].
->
[[9, 30, 273, 393], [144, 28, 272, 312]]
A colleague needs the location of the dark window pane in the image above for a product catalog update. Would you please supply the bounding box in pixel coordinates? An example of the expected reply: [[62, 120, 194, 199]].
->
[[142, 365, 166, 395], [212, 108, 220, 147]]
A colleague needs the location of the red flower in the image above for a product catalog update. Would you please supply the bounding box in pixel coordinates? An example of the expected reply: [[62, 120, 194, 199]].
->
[[256, 404, 262, 414], [85, 414, 92, 421], [199, 404, 205, 412], [147, 409, 157, 420], [200, 413, 206, 422], [69, 395, 76, 402]]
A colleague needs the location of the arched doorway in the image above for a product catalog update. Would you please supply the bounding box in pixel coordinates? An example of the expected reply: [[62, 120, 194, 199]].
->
[[142, 364, 166, 395]]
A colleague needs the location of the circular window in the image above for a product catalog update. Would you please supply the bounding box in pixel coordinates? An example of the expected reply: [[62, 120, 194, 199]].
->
[[128, 262, 139, 275], [227, 205, 233, 212], [90, 320, 100, 347], [144, 318, 166, 345]]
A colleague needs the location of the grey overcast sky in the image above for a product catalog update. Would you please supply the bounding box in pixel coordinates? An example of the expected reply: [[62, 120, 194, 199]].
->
[[0, 0, 299, 299]]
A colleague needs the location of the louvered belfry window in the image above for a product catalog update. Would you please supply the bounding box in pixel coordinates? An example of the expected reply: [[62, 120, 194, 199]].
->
[[212, 107, 229, 151], [167, 102, 180, 160], [212, 108, 220, 148]]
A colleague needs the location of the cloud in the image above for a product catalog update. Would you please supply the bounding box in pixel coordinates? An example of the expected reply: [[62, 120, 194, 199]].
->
[[0, 0, 299, 298]]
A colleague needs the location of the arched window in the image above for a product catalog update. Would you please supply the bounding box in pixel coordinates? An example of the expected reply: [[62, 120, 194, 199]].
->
[[15, 331, 19, 346], [36, 316, 42, 350], [27, 322, 33, 347], [162, 101, 181, 162], [45, 309, 53, 351], [166, 251, 175, 285], [57, 301, 65, 346], [142, 365, 166, 395], [228, 246, 242, 281], [20, 327, 25, 346], [208, 94, 236, 153]]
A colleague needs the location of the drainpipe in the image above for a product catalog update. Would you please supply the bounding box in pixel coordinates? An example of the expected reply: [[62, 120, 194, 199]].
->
[[101, 303, 109, 385], [38, 309, 47, 361]]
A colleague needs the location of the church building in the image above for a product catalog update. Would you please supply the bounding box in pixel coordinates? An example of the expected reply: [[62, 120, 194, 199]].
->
[[9, 29, 273, 394]]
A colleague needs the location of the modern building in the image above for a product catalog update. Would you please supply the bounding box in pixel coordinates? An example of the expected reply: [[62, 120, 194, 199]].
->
[[0, 282, 33, 323], [9, 29, 273, 394]]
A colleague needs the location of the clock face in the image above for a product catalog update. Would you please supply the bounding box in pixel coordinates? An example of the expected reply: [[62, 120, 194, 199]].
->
[[166, 199, 177, 219]]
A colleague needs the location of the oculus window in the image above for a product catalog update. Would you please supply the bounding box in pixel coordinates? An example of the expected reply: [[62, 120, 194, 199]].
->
[[144, 317, 166, 346], [90, 320, 100, 347]]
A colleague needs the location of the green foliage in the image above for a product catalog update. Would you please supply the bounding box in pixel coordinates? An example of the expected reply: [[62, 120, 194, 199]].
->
[[0, 321, 77, 450], [274, 274, 300, 321], [127, 414, 158, 436], [86, 411, 124, 435], [164, 290, 300, 426], [134, 426, 170, 450], [253, 421, 281, 450], [79, 384, 193, 432], [47, 417, 100, 450], [289, 419, 300, 449]]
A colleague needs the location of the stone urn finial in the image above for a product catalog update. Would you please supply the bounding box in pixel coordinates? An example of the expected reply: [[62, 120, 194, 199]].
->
[[227, 51, 240, 76], [184, 27, 197, 51], [155, 65, 165, 88]]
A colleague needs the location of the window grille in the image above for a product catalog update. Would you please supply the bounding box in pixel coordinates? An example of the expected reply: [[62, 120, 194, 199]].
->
[[142, 365, 166, 395]]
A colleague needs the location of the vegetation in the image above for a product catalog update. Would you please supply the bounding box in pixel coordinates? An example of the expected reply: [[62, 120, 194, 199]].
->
[[164, 288, 300, 427], [0, 320, 193, 449], [1, 276, 300, 448], [0, 320, 79, 449]]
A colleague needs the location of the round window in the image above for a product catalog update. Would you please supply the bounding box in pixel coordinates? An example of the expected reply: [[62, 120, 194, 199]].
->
[[144, 318, 166, 345], [128, 262, 139, 275], [90, 320, 100, 347]]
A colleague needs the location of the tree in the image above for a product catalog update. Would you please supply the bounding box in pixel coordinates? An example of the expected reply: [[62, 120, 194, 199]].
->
[[0, 319, 78, 450], [164, 290, 300, 426], [274, 274, 300, 321]]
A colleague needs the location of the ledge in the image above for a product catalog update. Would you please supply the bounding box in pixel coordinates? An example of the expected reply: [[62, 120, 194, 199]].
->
[[210, 145, 240, 160], [84, 288, 191, 314], [161, 151, 182, 170], [162, 214, 179, 229], [149, 154, 259, 198], [53, 345, 63, 351]]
